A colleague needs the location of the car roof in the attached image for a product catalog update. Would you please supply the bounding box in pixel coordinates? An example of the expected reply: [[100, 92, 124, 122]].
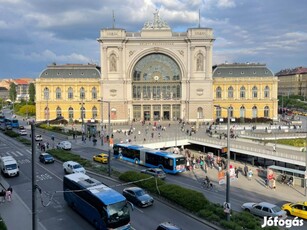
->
[[125, 187, 142, 192], [41, 152, 52, 156], [258, 202, 276, 208], [158, 222, 181, 230], [65, 161, 80, 165]]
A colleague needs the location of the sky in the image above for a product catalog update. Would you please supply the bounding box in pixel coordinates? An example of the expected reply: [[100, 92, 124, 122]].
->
[[0, 0, 306, 79]]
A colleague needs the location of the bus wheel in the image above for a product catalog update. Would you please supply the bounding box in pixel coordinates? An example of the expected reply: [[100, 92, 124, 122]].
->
[[134, 159, 139, 164], [119, 154, 123, 159]]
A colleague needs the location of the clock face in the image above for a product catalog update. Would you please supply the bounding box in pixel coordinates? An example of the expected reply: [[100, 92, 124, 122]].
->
[[154, 75, 159, 81]]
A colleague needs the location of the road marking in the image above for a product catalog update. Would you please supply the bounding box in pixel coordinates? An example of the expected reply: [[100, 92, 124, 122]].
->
[[9, 151, 19, 157], [16, 151, 24, 156]]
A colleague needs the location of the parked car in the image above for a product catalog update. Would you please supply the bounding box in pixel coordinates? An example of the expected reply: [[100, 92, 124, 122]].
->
[[282, 201, 307, 219], [19, 129, 27, 136], [141, 168, 166, 180], [35, 135, 43, 141], [93, 153, 108, 164], [63, 161, 86, 174], [56, 141, 72, 150], [156, 222, 182, 230], [39, 152, 54, 164], [242, 202, 287, 219], [122, 187, 154, 208]]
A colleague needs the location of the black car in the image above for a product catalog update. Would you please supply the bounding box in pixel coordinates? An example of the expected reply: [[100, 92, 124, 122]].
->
[[39, 152, 55, 164], [122, 187, 154, 208]]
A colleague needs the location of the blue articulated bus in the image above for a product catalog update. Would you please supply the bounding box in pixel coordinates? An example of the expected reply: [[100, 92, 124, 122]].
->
[[113, 143, 186, 174], [63, 173, 131, 230]]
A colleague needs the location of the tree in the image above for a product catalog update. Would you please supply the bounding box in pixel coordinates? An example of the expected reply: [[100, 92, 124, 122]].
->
[[9, 82, 17, 102], [28, 83, 35, 103]]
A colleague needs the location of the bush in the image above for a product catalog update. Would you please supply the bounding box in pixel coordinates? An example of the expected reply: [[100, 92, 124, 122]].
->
[[4, 130, 19, 138], [0, 215, 7, 230]]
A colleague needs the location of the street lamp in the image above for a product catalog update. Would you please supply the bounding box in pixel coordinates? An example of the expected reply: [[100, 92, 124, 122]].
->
[[214, 105, 231, 221], [98, 99, 111, 177], [79, 98, 85, 140]]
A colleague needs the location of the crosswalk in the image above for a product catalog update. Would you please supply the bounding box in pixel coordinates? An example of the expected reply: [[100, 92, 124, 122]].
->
[[0, 149, 32, 158]]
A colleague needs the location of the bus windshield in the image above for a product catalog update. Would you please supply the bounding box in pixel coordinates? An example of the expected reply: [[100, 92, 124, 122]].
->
[[107, 200, 129, 221]]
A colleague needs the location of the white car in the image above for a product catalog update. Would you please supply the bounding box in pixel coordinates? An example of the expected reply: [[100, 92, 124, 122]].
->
[[242, 202, 287, 219], [63, 161, 86, 174], [56, 141, 72, 150], [19, 129, 27, 136], [35, 135, 43, 141]]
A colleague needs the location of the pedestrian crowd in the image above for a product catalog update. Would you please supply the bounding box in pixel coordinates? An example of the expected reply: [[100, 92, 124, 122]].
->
[[0, 186, 13, 203]]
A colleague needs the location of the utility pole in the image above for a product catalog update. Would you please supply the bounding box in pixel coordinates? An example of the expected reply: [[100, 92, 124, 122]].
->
[[31, 124, 37, 230]]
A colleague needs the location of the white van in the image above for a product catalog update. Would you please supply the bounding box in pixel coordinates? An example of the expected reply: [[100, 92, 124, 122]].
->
[[0, 156, 19, 177]]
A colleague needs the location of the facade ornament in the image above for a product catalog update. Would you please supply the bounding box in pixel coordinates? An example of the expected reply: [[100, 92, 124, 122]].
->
[[143, 9, 170, 30], [129, 50, 135, 57]]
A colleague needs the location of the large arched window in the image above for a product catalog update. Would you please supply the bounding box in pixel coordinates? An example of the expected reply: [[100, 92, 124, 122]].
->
[[80, 87, 85, 100], [91, 87, 97, 99], [68, 107, 74, 119], [197, 107, 203, 119], [43, 87, 49, 100], [240, 86, 246, 99], [56, 106, 62, 118], [240, 106, 246, 118], [252, 106, 258, 118], [264, 106, 269, 118], [196, 53, 204, 71], [56, 87, 62, 100], [92, 106, 97, 119], [228, 86, 234, 98], [216, 86, 222, 98], [80, 106, 85, 119], [264, 86, 270, 98], [252, 86, 258, 98], [215, 106, 221, 118], [68, 87, 73, 99]]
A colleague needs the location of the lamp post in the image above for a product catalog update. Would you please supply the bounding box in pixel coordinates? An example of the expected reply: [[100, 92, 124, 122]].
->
[[214, 105, 231, 221], [98, 99, 111, 177], [79, 98, 85, 141]]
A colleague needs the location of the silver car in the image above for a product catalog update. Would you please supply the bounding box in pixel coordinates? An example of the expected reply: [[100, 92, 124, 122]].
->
[[241, 202, 287, 219], [141, 168, 166, 180]]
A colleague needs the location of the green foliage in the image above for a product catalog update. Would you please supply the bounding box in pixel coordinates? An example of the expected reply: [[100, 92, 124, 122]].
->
[[0, 215, 7, 230], [28, 83, 35, 103], [277, 138, 306, 147], [47, 149, 93, 167], [4, 130, 19, 137], [17, 105, 36, 116], [16, 137, 32, 146], [9, 82, 17, 102]]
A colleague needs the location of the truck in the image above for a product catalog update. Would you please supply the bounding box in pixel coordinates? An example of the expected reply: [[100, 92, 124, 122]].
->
[[0, 156, 19, 177]]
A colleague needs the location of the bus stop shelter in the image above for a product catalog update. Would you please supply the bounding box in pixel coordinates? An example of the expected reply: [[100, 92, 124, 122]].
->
[[268, 165, 306, 188]]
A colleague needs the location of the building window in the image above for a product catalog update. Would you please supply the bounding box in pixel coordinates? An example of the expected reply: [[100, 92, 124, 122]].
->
[[240, 86, 246, 99], [264, 86, 270, 98], [215, 106, 221, 118], [80, 106, 85, 119], [43, 87, 49, 100], [80, 87, 85, 100], [196, 53, 204, 71], [229, 106, 234, 117], [56, 87, 62, 100], [68, 107, 74, 119], [91, 87, 97, 99], [109, 53, 117, 72], [252, 86, 258, 98], [264, 106, 269, 118], [197, 107, 203, 119], [240, 106, 245, 118], [44, 107, 49, 120], [216, 86, 222, 98], [228, 86, 234, 98], [92, 106, 97, 119], [68, 87, 73, 99], [133, 86, 141, 99], [56, 106, 62, 118], [252, 106, 258, 118]]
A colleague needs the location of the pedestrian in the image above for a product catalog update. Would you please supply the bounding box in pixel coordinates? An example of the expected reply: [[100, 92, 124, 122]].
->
[[273, 144, 276, 152], [235, 166, 239, 178], [244, 164, 248, 177], [5, 189, 12, 201], [0, 190, 5, 202], [272, 178, 276, 190], [247, 169, 253, 181]]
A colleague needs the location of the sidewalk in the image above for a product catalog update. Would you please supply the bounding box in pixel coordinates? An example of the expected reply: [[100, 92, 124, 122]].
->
[[0, 178, 47, 230]]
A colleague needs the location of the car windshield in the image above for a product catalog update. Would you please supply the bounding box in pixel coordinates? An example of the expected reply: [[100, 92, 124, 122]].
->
[[157, 170, 164, 174], [135, 189, 145, 196], [271, 206, 282, 213], [107, 200, 129, 223], [5, 164, 17, 170], [44, 155, 52, 159], [73, 164, 82, 169]]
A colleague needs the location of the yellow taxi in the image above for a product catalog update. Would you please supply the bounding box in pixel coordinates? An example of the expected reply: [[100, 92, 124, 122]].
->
[[93, 153, 108, 164], [281, 201, 307, 219]]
